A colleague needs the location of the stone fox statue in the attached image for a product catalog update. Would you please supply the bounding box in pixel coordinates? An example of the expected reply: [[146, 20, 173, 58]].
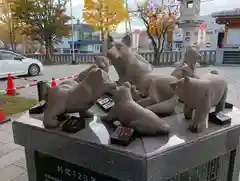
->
[[43, 68, 117, 128], [106, 34, 178, 115], [106, 34, 153, 85], [74, 64, 99, 83], [171, 46, 201, 80], [101, 82, 170, 136], [169, 70, 228, 133], [94, 56, 110, 73], [74, 56, 110, 83]]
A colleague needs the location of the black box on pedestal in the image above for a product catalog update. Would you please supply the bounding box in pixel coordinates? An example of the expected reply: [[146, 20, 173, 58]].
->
[[111, 126, 135, 146], [209, 111, 231, 125], [96, 96, 115, 112], [225, 102, 233, 109]]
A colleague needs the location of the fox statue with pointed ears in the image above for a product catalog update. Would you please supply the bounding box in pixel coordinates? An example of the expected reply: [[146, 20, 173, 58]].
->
[[169, 69, 228, 132]]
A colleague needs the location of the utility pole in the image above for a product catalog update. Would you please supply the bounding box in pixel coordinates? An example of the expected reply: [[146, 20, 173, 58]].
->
[[125, 0, 128, 33], [70, 0, 75, 64]]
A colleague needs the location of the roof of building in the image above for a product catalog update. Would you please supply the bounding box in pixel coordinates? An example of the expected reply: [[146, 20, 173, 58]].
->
[[68, 40, 102, 45], [73, 23, 95, 32], [212, 8, 240, 17]]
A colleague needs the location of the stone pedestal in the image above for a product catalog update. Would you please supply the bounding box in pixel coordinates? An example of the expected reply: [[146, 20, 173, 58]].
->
[[12, 104, 240, 181]]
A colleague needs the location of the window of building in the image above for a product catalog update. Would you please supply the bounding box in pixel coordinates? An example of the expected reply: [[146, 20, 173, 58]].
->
[[167, 43, 172, 49], [187, 1, 193, 8], [176, 43, 182, 48], [206, 31, 213, 35], [83, 32, 92, 40], [185, 37, 190, 41], [77, 32, 83, 40], [205, 32, 213, 43], [92, 35, 100, 40], [186, 32, 190, 37]]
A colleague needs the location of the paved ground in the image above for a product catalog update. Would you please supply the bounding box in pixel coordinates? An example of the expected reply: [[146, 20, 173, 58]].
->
[[0, 64, 239, 180]]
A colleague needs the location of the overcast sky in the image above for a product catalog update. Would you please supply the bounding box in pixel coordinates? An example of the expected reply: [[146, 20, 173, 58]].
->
[[66, 0, 240, 32]]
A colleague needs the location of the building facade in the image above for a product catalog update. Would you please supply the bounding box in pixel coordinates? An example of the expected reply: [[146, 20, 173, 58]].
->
[[171, 14, 224, 50], [198, 14, 224, 49], [56, 20, 102, 53], [56, 14, 225, 53], [212, 8, 240, 48]]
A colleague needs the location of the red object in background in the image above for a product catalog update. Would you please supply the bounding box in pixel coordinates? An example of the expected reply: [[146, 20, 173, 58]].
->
[[0, 110, 6, 122], [0, 109, 11, 124], [51, 78, 57, 87], [39, 50, 45, 54], [200, 24, 207, 31], [6, 74, 16, 95], [218, 43, 223, 48]]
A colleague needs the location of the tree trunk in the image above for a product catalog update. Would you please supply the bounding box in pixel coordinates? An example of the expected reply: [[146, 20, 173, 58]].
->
[[12, 30, 16, 51], [100, 29, 107, 55], [44, 38, 53, 65], [153, 44, 160, 66], [9, 30, 14, 50], [154, 50, 161, 66]]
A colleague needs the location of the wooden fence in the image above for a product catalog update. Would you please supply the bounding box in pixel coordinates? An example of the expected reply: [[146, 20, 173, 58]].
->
[[25, 50, 216, 66]]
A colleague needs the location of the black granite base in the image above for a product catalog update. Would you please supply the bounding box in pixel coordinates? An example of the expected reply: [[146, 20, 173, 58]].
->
[[35, 151, 120, 181]]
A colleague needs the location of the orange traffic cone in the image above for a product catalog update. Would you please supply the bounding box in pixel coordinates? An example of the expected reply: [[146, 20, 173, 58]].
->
[[0, 110, 11, 124], [51, 77, 57, 87], [6, 74, 16, 95]]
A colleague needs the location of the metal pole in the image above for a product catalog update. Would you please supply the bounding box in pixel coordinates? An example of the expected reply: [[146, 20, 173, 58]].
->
[[70, 0, 75, 64], [125, 0, 128, 33]]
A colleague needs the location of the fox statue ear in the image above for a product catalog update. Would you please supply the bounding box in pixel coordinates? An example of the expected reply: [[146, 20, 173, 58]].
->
[[107, 35, 114, 49], [122, 33, 132, 48]]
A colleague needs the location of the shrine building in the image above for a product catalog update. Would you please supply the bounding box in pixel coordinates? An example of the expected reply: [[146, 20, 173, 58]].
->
[[212, 8, 240, 64], [212, 8, 240, 48]]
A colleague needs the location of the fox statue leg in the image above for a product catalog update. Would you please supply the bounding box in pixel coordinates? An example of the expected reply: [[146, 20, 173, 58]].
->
[[184, 104, 194, 120], [189, 106, 209, 133], [215, 88, 227, 113]]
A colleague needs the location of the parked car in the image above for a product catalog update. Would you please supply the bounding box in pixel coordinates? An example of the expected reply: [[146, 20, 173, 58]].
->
[[0, 49, 44, 78]]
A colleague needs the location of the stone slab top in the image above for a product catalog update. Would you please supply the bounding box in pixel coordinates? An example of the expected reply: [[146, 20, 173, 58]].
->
[[13, 104, 240, 160]]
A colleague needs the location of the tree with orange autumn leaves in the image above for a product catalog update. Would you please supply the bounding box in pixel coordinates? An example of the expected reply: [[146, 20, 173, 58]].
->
[[0, 0, 23, 50], [137, 0, 179, 65], [83, 0, 129, 53]]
